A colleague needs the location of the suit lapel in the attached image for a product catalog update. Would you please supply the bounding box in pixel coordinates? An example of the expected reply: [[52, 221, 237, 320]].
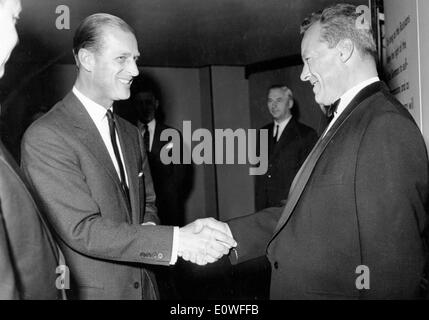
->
[[150, 122, 162, 156], [62, 92, 132, 221], [271, 118, 296, 158], [268, 82, 385, 245], [266, 125, 275, 156]]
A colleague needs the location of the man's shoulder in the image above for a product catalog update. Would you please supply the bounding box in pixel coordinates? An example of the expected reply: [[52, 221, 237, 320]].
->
[[359, 87, 417, 126], [23, 97, 72, 143], [260, 123, 273, 131], [155, 122, 182, 137], [293, 119, 317, 134]]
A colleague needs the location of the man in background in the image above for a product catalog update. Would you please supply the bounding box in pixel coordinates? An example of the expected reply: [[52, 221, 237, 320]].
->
[[0, 0, 63, 299], [21, 13, 235, 299], [255, 85, 317, 211], [234, 84, 317, 300], [125, 78, 193, 299], [130, 78, 190, 227]]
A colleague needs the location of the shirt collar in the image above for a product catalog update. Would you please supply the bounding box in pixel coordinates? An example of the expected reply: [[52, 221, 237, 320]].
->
[[72, 86, 111, 124], [147, 118, 156, 132], [335, 77, 380, 117], [273, 115, 292, 138], [274, 114, 292, 127], [138, 118, 156, 132]]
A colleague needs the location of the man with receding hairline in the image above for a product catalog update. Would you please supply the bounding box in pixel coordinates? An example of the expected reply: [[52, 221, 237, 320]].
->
[[21, 13, 236, 300], [255, 84, 317, 211], [225, 3, 429, 299]]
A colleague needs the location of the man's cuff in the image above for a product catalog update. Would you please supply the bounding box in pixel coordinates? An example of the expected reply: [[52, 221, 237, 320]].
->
[[141, 222, 156, 226], [169, 226, 179, 265]]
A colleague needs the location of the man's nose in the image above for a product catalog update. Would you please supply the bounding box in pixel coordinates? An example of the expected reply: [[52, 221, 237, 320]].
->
[[128, 59, 139, 77], [300, 64, 310, 82]]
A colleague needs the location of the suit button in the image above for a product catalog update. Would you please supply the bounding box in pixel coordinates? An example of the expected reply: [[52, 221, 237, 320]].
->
[[134, 282, 140, 289], [274, 262, 279, 269]]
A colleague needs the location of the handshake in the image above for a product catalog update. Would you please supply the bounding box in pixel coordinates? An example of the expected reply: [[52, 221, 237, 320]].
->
[[177, 218, 237, 265]]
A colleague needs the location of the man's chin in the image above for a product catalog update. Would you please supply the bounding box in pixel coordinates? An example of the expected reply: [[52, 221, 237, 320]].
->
[[117, 90, 131, 101]]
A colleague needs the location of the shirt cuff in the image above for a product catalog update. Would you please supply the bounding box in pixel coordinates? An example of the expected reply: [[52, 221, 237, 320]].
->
[[141, 222, 156, 226], [169, 226, 179, 265]]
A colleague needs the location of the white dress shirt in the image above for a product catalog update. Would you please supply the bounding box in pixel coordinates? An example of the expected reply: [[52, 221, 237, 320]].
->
[[72, 87, 179, 264], [323, 77, 380, 137], [273, 114, 292, 142], [72, 87, 129, 186]]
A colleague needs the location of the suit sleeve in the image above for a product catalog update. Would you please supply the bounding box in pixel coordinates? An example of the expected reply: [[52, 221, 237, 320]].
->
[[227, 206, 283, 264], [0, 212, 19, 299], [355, 112, 428, 297], [21, 125, 173, 266]]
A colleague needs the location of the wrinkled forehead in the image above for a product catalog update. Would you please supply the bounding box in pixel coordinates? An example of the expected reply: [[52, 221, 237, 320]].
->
[[301, 22, 323, 55], [268, 88, 288, 99]]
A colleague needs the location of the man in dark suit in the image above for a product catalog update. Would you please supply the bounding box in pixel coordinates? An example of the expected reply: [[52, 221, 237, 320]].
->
[[20, 13, 235, 299], [131, 81, 189, 227], [220, 3, 429, 299], [255, 85, 317, 211], [0, 0, 64, 299]]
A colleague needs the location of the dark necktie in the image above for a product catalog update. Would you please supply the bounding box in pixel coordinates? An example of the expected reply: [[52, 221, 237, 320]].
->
[[142, 122, 150, 152], [106, 110, 131, 210], [326, 98, 341, 123], [273, 124, 280, 144]]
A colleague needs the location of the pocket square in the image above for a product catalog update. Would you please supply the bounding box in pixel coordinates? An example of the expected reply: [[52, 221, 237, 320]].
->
[[165, 142, 174, 150]]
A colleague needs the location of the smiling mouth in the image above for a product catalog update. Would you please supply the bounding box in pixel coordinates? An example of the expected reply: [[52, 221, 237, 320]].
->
[[311, 81, 320, 93], [118, 79, 133, 85]]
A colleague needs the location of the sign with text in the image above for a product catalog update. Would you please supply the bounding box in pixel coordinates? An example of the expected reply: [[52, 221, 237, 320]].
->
[[384, 0, 421, 128]]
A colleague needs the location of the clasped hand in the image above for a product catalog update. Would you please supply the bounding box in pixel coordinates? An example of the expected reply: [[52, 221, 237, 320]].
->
[[178, 218, 236, 265]]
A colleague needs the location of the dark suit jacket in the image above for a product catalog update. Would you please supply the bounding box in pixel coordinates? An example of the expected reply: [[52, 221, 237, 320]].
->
[[255, 118, 317, 210], [228, 82, 429, 299], [141, 121, 189, 227], [21, 92, 174, 300], [0, 140, 62, 299]]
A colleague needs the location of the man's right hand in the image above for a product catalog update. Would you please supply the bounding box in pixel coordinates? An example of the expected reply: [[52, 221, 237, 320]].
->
[[178, 218, 236, 266]]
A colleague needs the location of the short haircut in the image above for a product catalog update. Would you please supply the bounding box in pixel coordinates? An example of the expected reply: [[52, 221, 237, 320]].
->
[[268, 85, 294, 102], [73, 13, 135, 62], [300, 3, 377, 60]]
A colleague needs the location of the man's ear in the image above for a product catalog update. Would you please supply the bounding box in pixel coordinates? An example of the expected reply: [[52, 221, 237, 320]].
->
[[77, 48, 95, 72], [154, 99, 159, 110], [337, 38, 354, 63]]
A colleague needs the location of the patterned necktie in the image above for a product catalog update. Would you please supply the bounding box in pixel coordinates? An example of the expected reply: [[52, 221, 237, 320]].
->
[[326, 99, 341, 123], [106, 110, 130, 210], [142, 122, 150, 152]]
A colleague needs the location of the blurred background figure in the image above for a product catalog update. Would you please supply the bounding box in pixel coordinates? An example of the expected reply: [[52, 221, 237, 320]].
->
[[0, 0, 64, 300], [255, 84, 318, 211], [117, 75, 193, 299]]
